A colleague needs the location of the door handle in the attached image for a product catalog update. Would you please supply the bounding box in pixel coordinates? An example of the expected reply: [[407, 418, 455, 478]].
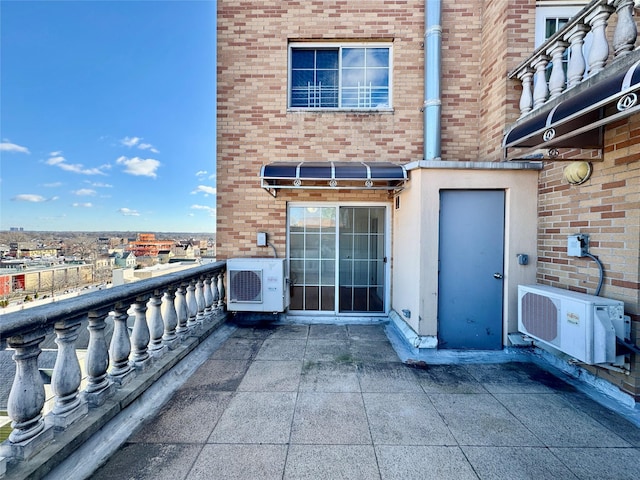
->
[[493, 273, 503, 279]]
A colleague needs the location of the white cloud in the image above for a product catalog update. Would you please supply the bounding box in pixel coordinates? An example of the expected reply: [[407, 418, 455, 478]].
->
[[45, 154, 110, 175], [72, 188, 97, 196], [138, 143, 159, 153], [86, 181, 113, 188], [121, 136, 159, 153], [191, 185, 216, 196], [43, 182, 63, 188], [120, 136, 141, 147], [116, 156, 160, 178], [195, 170, 208, 177], [0, 141, 30, 154], [190, 204, 216, 217], [12, 194, 58, 202], [118, 207, 140, 216], [72, 202, 93, 208]]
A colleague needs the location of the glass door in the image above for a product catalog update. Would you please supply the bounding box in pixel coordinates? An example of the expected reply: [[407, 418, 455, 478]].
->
[[288, 205, 386, 314]]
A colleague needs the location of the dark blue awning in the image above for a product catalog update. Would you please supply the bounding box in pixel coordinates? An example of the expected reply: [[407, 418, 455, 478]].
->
[[503, 58, 640, 158], [260, 161, 407, 197]]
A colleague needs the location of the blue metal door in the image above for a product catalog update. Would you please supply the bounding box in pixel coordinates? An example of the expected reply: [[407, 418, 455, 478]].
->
[[437, 190, 505, 349]]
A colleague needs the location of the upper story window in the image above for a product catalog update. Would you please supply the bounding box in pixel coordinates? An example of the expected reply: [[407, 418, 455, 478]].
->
[[289, 42, 392, 110]]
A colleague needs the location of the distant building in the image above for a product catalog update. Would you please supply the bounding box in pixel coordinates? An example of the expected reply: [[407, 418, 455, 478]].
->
[[127, 233, 174, 257], [113, 251, 137, 269]]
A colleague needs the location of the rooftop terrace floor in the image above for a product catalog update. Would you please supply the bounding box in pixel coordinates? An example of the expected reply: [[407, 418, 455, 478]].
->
[[88, 322, 640, 479]]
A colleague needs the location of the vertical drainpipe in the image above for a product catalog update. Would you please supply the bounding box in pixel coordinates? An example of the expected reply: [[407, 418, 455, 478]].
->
[[424, 0, 442, 161]]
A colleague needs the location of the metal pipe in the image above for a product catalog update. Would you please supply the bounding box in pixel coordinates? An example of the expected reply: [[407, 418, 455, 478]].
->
[[424, 0, 442, 161]]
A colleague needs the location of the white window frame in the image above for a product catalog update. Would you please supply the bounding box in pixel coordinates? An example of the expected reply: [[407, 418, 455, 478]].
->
[[286, 201, 391, 316], [288, 42, 393, 111]]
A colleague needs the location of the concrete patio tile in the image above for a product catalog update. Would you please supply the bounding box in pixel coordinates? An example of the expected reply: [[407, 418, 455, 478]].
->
[[299, 361, 361, 393], [209, 391, 297, 444], [130, 390, 233, 443], [464, 363, 570, 394], [376, 445, 478, 480], [363, 393, 456, 445], [496, 393, 631, 447], [348, 324, 389, 342], [188, 444, 287, 480], [357, 362, 423, 393], [268, 324, 309, 339], [461, 446, 578, 480], [237, 360, 302, 391], [349, 340, 401, 363], [229, 326, 278, 339], [304, 339, 351, 362], [91, 443, 199, 480], [410, 364, 488, 394], [429, 394, 543, 446], [178, 359, 251, 392], [291, 392, 372, 444], [549, 447, 640, 480], [208, 338, 263, 360], [284, 445, 380, 480], [308, 324, 349, 340], [558, 391, 640, 447], [255, 338, 307, 360]]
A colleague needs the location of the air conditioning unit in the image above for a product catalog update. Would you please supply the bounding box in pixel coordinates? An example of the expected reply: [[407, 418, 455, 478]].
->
[[518, 284, 626, 365], [227, 258, 289, 313]]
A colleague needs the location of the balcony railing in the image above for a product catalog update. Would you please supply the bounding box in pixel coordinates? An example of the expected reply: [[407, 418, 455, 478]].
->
[[510, 0, 639, 117], [0, 261, 226, 479]]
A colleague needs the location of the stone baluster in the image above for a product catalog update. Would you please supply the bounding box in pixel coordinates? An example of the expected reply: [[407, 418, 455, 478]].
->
[[211, 272, 220, 310], [147, 290, 167, 357], [49, 316, 88, 429], [175, 283, 189, 334], [195, 277, 205, 323], [566, 24, 589, 88], [108, 302, 133, 384], [186, 279, 198, 329], [548, 41, 569, 99], [83, 308, 115, 406], [613, 0, 637, 57], [586, 4, 615, 75], [217, 271, 226, 310], [517, 68, 534, 117], [5, 331, 54, 458], [130, 295, 151, 369], [532, 55, 550, 109], [161, 286, 180, 349], [204, 275, 214, 315]]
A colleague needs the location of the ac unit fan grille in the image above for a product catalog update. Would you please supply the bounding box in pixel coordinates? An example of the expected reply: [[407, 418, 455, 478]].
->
[[521, 292, 558, 342], [230, 269, 262, 303]]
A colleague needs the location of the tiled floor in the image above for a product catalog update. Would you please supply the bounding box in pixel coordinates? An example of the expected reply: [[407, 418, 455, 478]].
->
[[92, 323, 640, 479]]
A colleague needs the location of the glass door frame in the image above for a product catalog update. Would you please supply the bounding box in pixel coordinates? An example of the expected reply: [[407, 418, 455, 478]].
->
[[286, 201, 391, 316]]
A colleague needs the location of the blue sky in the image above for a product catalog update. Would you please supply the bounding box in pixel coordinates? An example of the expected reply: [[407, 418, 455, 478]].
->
[[0, 0, 217, 233]]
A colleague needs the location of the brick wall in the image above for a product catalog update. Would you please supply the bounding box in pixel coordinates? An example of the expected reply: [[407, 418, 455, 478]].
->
[[537, 114, 640, 399]]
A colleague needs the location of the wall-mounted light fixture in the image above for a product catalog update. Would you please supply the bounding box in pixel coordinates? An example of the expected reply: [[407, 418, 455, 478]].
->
[[563, 161, 592, 185]]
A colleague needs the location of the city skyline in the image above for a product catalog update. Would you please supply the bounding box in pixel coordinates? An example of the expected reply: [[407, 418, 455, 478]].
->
[[0, 0, 217, 233]]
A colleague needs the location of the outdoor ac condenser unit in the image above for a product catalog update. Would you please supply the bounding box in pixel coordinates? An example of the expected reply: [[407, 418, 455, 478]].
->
[[227, 258, 289, 313], [518, 284, 626, 365]]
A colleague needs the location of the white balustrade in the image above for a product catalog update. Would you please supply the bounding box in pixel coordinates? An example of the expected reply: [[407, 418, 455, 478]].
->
[[510, 0, 639, 116], [0, 261, 226, 474]]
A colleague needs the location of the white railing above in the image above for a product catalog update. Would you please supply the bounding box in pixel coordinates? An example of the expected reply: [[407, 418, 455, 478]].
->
[[510, 0, 639, 117]]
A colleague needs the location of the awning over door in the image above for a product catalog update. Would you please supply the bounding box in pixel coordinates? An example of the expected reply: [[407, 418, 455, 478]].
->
[[260, 161, 407, 197], [503, 59, 640, 159]]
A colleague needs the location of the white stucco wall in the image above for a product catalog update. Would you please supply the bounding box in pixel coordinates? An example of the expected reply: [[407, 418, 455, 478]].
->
[[392, 163, 540, 345]]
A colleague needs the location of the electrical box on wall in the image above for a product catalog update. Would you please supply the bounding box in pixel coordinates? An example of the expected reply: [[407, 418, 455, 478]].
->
[[567, 234, 589, 257], [257, 232, 267, 247]]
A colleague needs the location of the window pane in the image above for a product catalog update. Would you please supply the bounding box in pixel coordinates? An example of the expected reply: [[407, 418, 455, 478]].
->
[[305, 286, 320, 310], [321, 286, 335, 310], [320, 259, 335, 284], [292, 49, 315, 69], [342, 48, 365, 67], [317, 70, 338, 87], [291, 70, 314, 88], [316, 49, 338, 69], [305, 259, 319, 284], [366, 68, 388, 87], [290, 233, 304, 258], [342, 68, 365, 87], [366, 48, 389, 67]]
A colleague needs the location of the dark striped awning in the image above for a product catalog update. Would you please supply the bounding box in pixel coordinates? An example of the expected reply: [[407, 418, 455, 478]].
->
[[260, 161, 407, 197], [503, 58, 640, 159]]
